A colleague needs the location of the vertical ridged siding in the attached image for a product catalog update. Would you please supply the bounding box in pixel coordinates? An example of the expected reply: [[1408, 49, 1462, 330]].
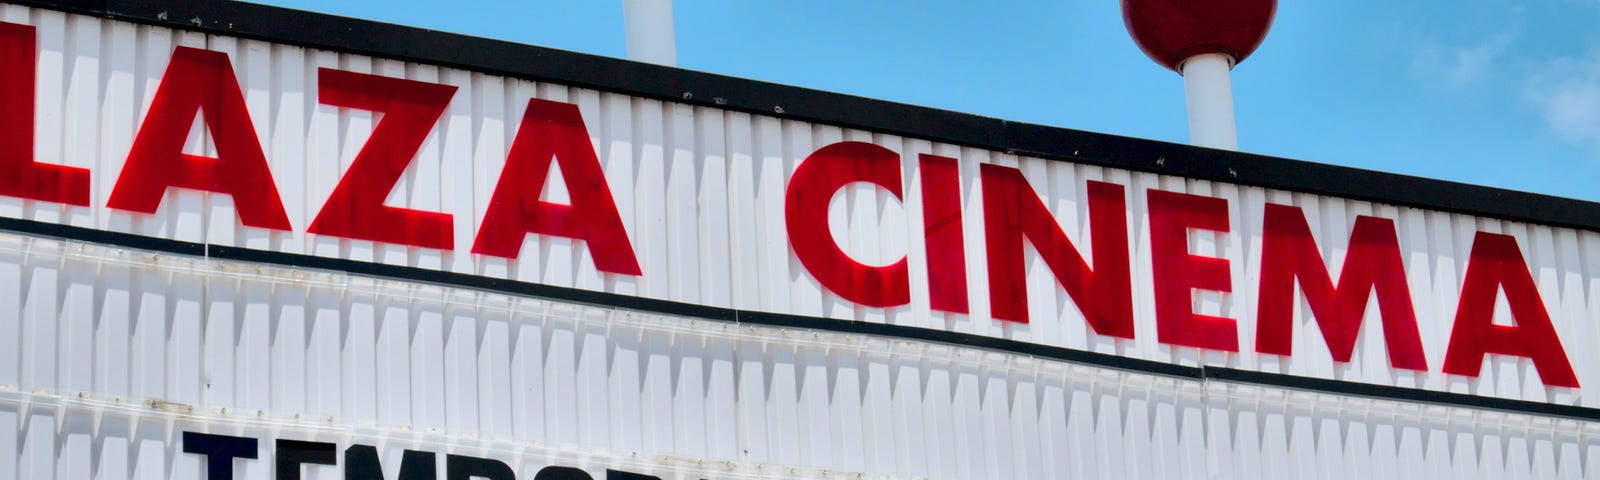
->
[[3, 5, 1594, 407], [3, 4, 1600, 478], [3, 232, 1600, 479]]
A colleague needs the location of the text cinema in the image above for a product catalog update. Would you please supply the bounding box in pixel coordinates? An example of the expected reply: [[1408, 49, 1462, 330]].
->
[[0, 23, 1578, 387]]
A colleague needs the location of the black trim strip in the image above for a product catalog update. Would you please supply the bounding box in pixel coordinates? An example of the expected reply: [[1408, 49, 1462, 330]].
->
[[1205, 368, 1600, 423], [5, 0, 1600, 423], [8, 0, 1600, 234], [0, 216, 204, 256], [208, 244, 736, 322], [7, 214, 1600, 423], [739, 310, 1201, 379]]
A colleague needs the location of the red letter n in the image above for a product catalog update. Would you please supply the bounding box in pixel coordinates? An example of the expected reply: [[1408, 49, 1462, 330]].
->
[[980, 164, 1133, 338]]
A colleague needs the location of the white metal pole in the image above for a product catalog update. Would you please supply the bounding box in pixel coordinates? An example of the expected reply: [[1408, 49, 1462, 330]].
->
[[1179, 53, 1238, 150], [623, 0, 677, 66]]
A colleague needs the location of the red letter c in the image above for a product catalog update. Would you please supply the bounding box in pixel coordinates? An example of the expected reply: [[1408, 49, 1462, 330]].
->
[[784, 141, 909, 308]]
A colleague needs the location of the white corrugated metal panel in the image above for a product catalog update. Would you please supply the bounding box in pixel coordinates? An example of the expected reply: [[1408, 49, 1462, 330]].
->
[[2, 3, 1599, 406], [3, 229, 1600, 479], [3, 7, 1600, 478]]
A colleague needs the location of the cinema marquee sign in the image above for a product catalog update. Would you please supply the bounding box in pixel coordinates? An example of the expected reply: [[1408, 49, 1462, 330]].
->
[[0, 15, 1594, 403]]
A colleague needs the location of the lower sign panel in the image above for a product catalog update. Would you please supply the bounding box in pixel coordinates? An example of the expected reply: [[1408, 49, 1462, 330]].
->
[[0, 230, 1598, 479]]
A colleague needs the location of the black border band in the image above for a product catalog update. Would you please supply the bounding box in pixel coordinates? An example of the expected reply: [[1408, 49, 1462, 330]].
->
[[9, 0, 1600, 234], [4, 0, 1599, 423]]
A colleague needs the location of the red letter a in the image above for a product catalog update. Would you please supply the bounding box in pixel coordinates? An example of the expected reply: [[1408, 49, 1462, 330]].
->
[[107, 46, 290, 230], [1441, 232, 1579, 388], [471, 98, 641, 276], [0, 21, 89, 205]]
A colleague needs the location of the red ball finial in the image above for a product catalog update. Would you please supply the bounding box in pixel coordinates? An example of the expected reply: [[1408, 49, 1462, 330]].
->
[[1121, 0, 1277, 72]]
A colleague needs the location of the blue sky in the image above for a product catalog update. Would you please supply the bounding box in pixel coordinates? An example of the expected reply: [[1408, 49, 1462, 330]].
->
[[253, 1, 1600, 202]]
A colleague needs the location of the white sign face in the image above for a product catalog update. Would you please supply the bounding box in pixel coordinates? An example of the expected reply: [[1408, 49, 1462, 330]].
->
[[0, 1, 1598, 416]]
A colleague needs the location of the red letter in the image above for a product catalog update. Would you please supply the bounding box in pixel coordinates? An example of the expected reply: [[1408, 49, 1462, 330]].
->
[[1255, 205, 1427, 369], [1441, 232, 1579, 388], [107, 46, 290, 230], [0, 22, 89, 205], [784, 141, 908, 308], [981, 164, 1133, 338], [471, 98, 641, 276], [308, 68, 458, 249], [1148, 189, 1236, 351], [920, 153, 968, 314]]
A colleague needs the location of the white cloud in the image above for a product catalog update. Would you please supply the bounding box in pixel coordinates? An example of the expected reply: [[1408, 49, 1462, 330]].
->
[[1410, 31, 1517, 87], [1523, 54, 1600, 151]]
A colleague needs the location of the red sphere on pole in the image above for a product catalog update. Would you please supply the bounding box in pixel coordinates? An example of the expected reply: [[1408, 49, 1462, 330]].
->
[[1121, 0, 1277, 71]]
